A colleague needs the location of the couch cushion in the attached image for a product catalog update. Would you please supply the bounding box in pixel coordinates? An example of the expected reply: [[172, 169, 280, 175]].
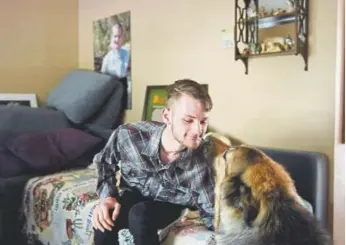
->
[[46, 69, 119, 124], [6, 128, 102, 173], [0, 106, 71, 146], [0, 146, 30, 178]]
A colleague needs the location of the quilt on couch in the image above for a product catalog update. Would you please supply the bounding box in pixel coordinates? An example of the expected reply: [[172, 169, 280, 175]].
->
[[22, 167, 98, 245], [21, 166, 215, 245]]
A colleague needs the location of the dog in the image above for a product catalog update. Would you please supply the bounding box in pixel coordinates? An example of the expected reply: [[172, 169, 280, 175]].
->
[[213, 145, 332, 245], [180, 132, 232, 223]]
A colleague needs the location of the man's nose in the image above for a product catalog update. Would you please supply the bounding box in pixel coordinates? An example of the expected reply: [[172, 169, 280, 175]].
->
[[192, 122, 202, 134]]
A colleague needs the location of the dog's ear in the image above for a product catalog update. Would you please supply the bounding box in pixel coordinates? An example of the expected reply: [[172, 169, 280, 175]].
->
[[237, 184, 260, 227], [228, 175, 260, 227], [243, 203, 260, 227], [247, 148, 262, 163]]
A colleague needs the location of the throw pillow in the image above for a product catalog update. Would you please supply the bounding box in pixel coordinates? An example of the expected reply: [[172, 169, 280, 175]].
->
[[0, 146, 30, 178], [45, 69, 118, 124], [6, 128, 103, 173]]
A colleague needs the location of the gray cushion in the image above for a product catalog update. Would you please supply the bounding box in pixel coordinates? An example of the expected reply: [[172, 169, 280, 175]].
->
[[87, 80, 124, 129], [84, 124, 114, 139], [0, 106, 71, 146], [46, 69, 119, 124]]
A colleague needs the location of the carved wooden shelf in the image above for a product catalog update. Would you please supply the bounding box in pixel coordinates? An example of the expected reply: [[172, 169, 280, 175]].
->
[[234, 0, 309, 74]]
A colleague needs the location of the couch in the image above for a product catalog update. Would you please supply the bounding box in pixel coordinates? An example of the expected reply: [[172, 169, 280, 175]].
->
[[19, 146, 329, 245], [0, 69, 125, 245]]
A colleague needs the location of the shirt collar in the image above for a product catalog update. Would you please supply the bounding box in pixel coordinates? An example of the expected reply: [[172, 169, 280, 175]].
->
[[141, 124, 207, 169], [141, 123, 166, 157], [175, 148, 194, 169]]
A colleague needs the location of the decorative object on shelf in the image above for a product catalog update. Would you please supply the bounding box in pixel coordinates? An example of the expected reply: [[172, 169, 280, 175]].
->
[[234, 0, 309, 74], [247, 2, 257, 18], [0, 93, 38, 108], [286, 0, 295, 12], [142, 84, 208, 122]]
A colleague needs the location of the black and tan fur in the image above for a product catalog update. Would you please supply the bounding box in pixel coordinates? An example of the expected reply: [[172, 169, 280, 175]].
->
[[180, 132, 232, 222], [214, 145, 332, 245]]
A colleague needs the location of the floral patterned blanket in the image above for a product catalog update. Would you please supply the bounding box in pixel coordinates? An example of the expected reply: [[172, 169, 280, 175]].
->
[[21, 165, 215, 245], [22, 167, 98, 245]]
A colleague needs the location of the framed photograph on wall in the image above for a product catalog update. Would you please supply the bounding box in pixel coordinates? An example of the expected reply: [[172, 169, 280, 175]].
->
[[142, 84, 208, 122], [0, 93, 38, 108], [93, 10, 132, 109]]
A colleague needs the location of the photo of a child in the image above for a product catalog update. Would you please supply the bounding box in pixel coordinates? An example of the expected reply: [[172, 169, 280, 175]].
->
[[93, 11, 132, 109]]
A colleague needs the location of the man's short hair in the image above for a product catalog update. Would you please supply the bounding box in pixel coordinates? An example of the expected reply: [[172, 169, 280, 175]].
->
[[166, 79, 213, 111]]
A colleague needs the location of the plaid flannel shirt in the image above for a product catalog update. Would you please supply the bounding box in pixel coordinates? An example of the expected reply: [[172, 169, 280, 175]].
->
[[93, 121, 215, 230]]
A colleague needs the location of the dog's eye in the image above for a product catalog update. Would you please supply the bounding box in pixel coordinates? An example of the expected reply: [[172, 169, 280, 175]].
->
[[247, 148, 262, 163]]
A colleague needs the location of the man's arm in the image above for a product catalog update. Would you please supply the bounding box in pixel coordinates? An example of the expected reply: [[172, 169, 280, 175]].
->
[[195, 167, 215, 231], [93, 128, 121, 201], [197, 195, 214, 230]]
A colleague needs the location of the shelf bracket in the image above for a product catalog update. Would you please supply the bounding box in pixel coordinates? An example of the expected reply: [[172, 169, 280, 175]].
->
[[238, 56, 249, 74], [301, 51, 308, 71], [296, 0, 309, 71]]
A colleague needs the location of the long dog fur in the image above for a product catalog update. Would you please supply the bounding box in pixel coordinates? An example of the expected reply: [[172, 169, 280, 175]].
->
[[213, 145, 332, 245], [180, 132, 232, 223]]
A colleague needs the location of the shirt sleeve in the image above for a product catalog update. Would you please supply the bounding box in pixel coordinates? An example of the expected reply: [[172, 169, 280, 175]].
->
[[93, 127, 121, 201], [197, 194, 214, 230], [196, 165, 215, 231]]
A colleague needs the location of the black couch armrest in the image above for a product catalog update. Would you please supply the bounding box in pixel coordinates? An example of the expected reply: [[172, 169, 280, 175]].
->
[[258, 146, 329, 230], [0, 173, 45, 244]]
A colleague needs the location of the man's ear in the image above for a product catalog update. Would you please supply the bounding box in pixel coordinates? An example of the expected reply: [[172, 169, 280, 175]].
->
[[161, 108, 170, 124]]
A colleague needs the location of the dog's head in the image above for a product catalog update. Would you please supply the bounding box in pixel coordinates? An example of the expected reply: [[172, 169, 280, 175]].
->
[[218, 145, 300, 230]]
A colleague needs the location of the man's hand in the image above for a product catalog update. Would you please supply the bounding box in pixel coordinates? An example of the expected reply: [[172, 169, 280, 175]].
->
[[92, 197, 121, 232]]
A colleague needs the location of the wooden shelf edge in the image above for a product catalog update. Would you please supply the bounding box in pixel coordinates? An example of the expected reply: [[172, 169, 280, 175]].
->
[[237, 49, 297, 59]]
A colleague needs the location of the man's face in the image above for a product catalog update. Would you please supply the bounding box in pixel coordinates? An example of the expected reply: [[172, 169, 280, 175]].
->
[[110, 25, 124, 50], [163, 94, 209, 150]]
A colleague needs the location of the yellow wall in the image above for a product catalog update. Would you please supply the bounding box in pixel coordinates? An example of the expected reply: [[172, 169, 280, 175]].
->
[[0, 0, 79, 104], [79, 0, 337, 230]]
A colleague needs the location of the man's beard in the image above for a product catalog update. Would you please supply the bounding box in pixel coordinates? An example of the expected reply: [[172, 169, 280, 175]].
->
[[171, 123, 200, 151]]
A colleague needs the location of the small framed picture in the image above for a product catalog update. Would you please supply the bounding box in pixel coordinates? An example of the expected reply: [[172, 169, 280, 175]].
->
[[0, 93, 38, 108], [142, 86, 167, 122], [142, 84, 208, 122]]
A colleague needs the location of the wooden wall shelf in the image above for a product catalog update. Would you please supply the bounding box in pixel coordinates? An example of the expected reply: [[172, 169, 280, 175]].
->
[[234, 0, 309, 74]]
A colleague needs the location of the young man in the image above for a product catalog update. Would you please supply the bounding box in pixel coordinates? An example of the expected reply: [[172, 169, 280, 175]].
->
[[92, 79, 215, 245]]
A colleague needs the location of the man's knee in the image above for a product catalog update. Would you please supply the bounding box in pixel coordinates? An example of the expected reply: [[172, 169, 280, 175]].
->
[[93, 227, 119, 245], [128, 201, 159, 245], [128, 201, 152, 226]]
